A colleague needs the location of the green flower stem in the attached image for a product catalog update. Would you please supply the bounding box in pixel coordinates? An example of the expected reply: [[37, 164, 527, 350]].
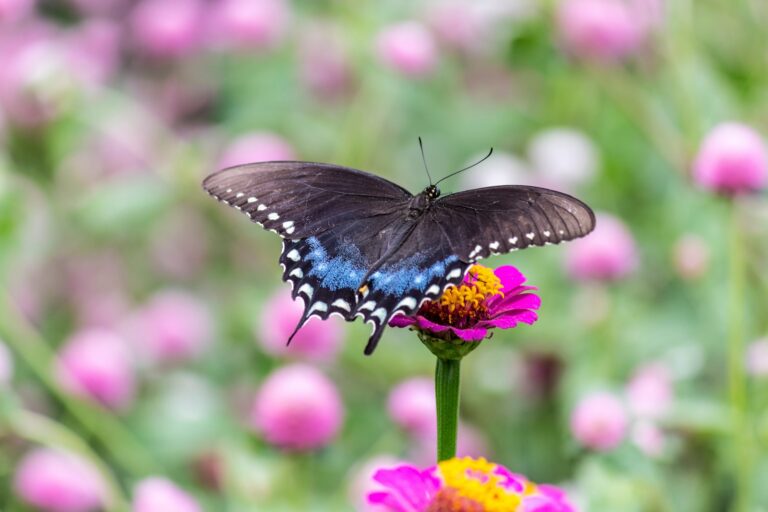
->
[[0, 295, 158, 476], [435, 357, 461, 462], [728, 203, 752, 512]]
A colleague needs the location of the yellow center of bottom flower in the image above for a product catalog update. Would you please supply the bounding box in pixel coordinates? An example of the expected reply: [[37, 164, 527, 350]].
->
[[427, 457, 529, 512], [420, 265, 504, 328]]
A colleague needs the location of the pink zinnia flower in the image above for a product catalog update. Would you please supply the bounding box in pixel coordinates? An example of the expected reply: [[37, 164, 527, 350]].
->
[[14, 448, 106, 512], [693, 122, 768, 195], [368, 456, 577, 511], [250, 363, 343, 451], [389, 264, 540, 342], [570, 391, 628, 452]]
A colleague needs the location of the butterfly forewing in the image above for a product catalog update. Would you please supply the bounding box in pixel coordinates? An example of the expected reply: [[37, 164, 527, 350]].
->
[[203, 162, 412, 238], [435, 186, 595, 261]]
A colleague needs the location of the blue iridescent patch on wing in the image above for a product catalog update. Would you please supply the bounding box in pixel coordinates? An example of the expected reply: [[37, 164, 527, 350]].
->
[[371, 254, 459, 295], [306, 237, 367, 291], [304, 236, 459, 296]]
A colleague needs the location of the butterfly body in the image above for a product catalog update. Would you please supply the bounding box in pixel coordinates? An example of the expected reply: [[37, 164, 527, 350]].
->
[[203, 160, 595, 354]]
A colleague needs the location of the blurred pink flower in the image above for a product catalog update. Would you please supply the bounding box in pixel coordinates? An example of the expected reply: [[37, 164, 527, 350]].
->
[[565, 213, 637, 281], [368, 457, 576, 512], [387, 377, 435, 437], [556, 0, 647, 63], [56, 328, 136, 411], [0, 0, 34, 24], [570, 391, 628, 451], [130, 0, 205, 59], [256, 288, 344, 362], [218, 132, 296, 169], [672, 234, 710, 280], [693, 122, 768, 195], [746, 338, 768, 377], [132, 477, 201, 512], [0, 340, 13, 385], [631, 420, 665, 457], [0, 25, 70, 126], [298, 22, 354, 99], [250, 363, 344, 451], [65, 20, 121, 87], [348, 455, 404, 512], [129, 290, 213, 364], [427, 2, 486, 53], [14, 448, 106, 512], [376, 21, 438, 77], [208, 0, 289, 51], [626, 363, 673, 419]]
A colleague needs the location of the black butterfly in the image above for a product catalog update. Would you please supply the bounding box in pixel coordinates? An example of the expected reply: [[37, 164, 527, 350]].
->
[[203, 155, 595, 355]]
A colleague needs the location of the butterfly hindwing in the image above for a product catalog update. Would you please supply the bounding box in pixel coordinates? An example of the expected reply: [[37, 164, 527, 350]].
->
[[352, 215, 471, 354], [434, 186, 596, 261]]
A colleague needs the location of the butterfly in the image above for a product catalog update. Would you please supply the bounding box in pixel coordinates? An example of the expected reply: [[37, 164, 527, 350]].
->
[[203, 151, 595, 355]]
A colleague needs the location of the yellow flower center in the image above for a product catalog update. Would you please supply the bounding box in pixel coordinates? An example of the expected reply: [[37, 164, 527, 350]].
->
[[428, 457, 530, 512], [420, 265, 504, 328]]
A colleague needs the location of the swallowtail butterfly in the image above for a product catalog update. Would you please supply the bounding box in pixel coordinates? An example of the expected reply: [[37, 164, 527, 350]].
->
[[203, 155, 595, 354]]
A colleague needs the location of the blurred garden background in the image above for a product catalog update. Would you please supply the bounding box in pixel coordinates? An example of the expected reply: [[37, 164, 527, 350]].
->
[[1, 0, 768, 510]]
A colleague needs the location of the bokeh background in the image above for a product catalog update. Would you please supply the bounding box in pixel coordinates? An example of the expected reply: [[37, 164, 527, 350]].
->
[[1, 0, 768, 510]]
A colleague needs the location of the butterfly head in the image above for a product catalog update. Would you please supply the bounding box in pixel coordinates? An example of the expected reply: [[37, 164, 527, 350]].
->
[[424, 184, 441, 200]]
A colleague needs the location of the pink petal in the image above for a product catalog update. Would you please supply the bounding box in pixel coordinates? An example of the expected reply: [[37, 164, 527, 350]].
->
[[492, 292, 541, 313], [389, 314, 417, 328], [481, 310, 539, 329], [372, 466, 436, 510], [494, 266, 527, 294], [412, 316, 452, 333], [447, 326, 488, 341]]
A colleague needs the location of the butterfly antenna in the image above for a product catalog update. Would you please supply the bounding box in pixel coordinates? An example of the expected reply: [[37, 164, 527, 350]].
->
[[418, 137, 433, 185], [435, 147, 494, 186]]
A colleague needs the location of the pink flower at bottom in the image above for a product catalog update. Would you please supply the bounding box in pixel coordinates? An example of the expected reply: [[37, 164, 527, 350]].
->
[[368, 456, 576, 512], [389, 264, 540, 342], [132, 477, 201, 512], [14, 448, 106, 512], [250, 363, 344, 451]]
